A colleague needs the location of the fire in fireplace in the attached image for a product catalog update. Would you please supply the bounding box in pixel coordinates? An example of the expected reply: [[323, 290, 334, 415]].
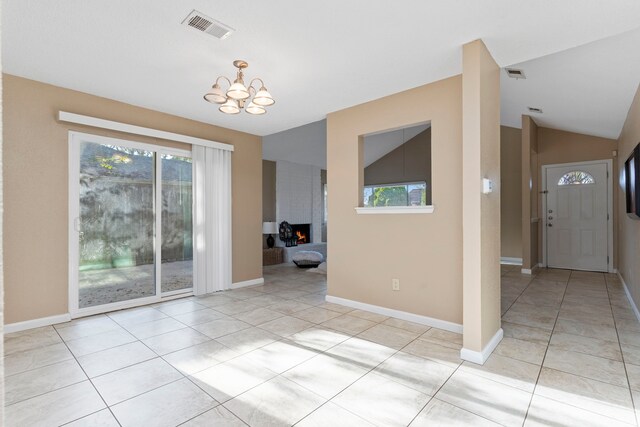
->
[[291, 224, 311, 244]]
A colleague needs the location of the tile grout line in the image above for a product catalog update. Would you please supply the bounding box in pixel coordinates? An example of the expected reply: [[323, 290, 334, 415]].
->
[[51, 326, 124, 427], [501, 270, 537, 316], [605, 273, 640, 427], [519, 268, 571, 427]]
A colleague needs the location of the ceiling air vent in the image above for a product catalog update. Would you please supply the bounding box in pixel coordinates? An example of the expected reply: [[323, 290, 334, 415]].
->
[[528, 107, 543, 114], [182, 10, 234, 40], [505, 68, 526, 79]]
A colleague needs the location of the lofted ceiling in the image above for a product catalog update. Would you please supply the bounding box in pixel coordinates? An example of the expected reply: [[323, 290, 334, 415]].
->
[[363, 124, 430, 167], [501, 27, 640, 139], [3, 1, 640, 138]]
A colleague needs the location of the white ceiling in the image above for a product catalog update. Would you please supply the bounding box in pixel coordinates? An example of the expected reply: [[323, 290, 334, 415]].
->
[[501, 27, 640, 139], [4, 1, 640, 138]]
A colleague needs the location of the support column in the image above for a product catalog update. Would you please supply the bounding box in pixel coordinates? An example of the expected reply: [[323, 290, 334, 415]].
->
[[521, 115, 539, 273], [461, 39, 502, 364]]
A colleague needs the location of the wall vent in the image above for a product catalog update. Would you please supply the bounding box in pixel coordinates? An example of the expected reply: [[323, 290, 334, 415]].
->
[[505, 68, 526, 79], [528, 107, 543, 114], [182, 10, 234, 40]]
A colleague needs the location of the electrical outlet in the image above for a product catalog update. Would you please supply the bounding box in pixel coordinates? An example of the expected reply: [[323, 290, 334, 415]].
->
[[392, 279, 400, 291]]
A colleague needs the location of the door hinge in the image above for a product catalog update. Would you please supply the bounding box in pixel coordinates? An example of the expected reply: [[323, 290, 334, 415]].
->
[[607, 171, 609, 178], [607, 256, 610, 264], [540, 190, 548, 194], [607, 213, 610, 220]]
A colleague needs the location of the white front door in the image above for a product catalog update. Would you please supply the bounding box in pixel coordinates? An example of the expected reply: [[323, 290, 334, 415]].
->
[[545, 162, 609, 272]]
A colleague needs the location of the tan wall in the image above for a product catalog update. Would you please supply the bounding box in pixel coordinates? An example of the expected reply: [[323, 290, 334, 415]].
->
[[536, 127, 618, 265], [262, 160, 276, 249], [321, 169, 327, 242], [364, 128, 432, 204], [617, 84, 640, 307], [3, 74, 263, 324], [327, 75, 463, 324], [500, 126, 522, 259], [521, 116, 538, 270], [462, 40, 501, 352], [262, 160, 276, 222], [0, 14, 5, 408]]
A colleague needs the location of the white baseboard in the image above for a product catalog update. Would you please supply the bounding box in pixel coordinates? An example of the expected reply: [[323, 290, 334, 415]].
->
[[500, 257, 523, 266], [5, 281, 264, 333], [618, 272, 640, 323], [460, 328, 504, 365], [325, 295, 463, 334], [232, 277, 265, 289], [521, 263, 543, 275], [5, 313, 72, 334]]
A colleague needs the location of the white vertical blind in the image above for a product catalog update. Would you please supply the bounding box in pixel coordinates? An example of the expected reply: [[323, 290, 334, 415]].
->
[[193, 146, 232, 295]]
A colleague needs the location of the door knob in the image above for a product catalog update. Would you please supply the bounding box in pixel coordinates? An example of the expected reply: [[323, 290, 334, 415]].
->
[[547, 223, 553, 227], [548, 216, 553, 220]]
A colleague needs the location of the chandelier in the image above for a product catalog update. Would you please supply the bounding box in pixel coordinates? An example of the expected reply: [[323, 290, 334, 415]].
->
[[204, 60, 275, 115]]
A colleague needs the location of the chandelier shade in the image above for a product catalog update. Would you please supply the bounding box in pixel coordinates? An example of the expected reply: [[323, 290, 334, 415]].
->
[[226, 81, 250, 100], [204, 84, 227, 104], [246, 101, 266, 115], [252, 87, 275, 106], [204, 60, 274, 115], [219, 98, 240, 114]]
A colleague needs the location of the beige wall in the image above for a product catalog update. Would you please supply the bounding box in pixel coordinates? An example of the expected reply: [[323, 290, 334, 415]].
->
[[617, 83, 640, 308], [262, 160, 276, 223], [321, 169, 327, 242], [500, 126, 522, 259], [327, 75, 463, 324], [462, 40, 501, 352], [3, 74, 263, 324], [536, 127, 618, 266], [262, 160, 276, 249], [521, 116, 539, 270], [364, 128, 432, 204], [0, 13, 5, 411]]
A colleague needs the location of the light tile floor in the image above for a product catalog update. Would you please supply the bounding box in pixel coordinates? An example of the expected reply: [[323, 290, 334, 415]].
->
[[4, 263, 640, 426]]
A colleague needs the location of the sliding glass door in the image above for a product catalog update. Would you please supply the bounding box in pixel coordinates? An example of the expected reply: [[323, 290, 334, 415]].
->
[[69, 132, 193, 315], [160, 154, 193, 294]]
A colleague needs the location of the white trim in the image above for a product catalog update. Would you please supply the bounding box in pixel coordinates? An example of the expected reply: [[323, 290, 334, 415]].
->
[[5, 314, 72, 334], [500, 257, 523, 265], [231, 278, 265, 289], [521, 268, 534, 275], [618, 272, 640, 323], [5, 291, 197, 332], [155, 152, 162, 300], [71, 292, 194, 319], [460, 328, 504, 365], [59, 111, 234, 152], [355, 205, 435, 215], [68, 133, 80, 315], [325, 295, 463, 333], [541, 159, 613, 273]]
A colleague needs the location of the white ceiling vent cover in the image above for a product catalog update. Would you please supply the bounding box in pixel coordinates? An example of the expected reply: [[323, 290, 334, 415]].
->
[[182, 10, 234, 40]]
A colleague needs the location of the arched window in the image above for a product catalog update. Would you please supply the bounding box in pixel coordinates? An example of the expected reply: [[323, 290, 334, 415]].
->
[[558, 171, 595, 186]]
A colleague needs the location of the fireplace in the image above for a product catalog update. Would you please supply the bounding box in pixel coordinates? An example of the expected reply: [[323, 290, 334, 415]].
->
[[291, 223, 311, 245]]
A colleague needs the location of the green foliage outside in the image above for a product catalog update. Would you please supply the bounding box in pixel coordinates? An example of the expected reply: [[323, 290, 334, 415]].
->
[[372, 186, 408, 207]]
